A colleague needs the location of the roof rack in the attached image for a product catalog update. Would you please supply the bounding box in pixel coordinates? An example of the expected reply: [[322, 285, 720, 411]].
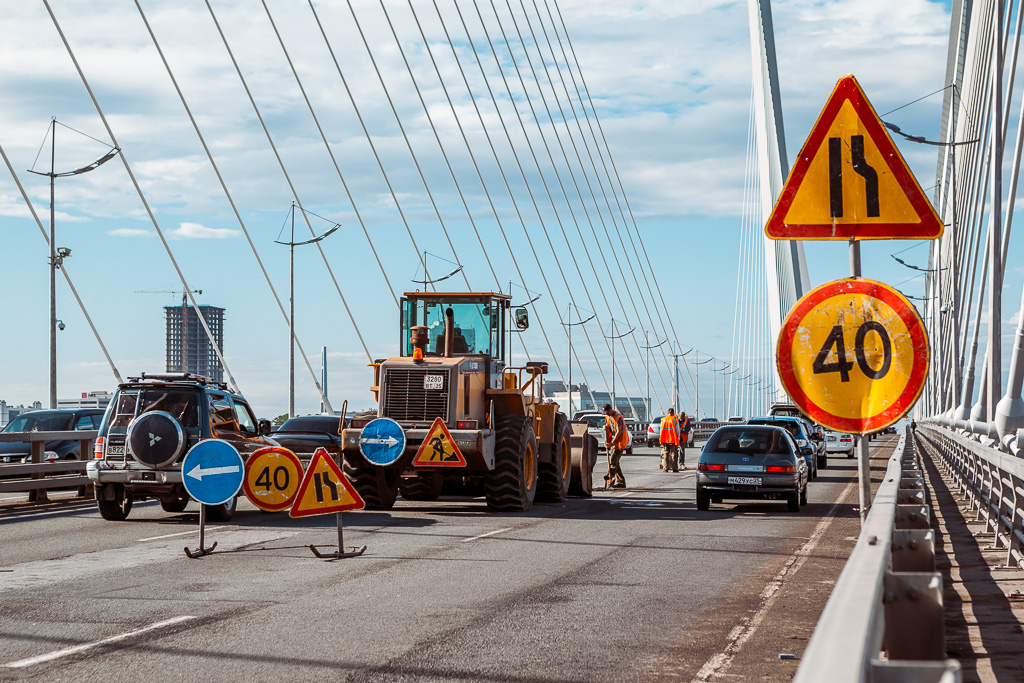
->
[[125, 372, 229, 390]]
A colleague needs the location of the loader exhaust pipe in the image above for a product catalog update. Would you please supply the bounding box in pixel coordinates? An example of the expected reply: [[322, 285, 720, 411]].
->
[[444, 307, 455, 358]]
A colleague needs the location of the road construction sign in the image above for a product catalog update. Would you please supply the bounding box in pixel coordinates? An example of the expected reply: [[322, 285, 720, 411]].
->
[[359, 417, 405, 466], [289, 447, 364, 518], [412, 417, 467, 467], [776, 278, 928, 434], [181, 439, 244, 506], [243, 447, 303, 512], [765, 74, 942, 240]]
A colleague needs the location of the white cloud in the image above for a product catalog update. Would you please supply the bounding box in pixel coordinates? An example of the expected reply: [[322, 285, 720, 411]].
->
[[107, 228, 152, 238], [167, 222, 240, 239]]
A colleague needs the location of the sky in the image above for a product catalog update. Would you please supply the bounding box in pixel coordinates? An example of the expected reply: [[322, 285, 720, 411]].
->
[[0, 0, 1019, 421]]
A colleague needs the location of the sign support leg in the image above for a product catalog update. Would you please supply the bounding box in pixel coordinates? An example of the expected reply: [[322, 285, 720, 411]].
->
[[185, 503, 218, 558], [309, 510, 367, 560], [857, 436, 871, 522]]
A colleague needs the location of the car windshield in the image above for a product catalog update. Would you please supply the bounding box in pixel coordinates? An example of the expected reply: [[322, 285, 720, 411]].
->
[[109, 388, 201, 430], [582, 415, 606, 428], [707, 428, 791, 455], [401, 297, 503, 357], [2, 413, 74, 433]]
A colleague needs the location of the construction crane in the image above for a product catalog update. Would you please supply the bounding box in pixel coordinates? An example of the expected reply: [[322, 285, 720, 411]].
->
[[135, 288, 202, 373]]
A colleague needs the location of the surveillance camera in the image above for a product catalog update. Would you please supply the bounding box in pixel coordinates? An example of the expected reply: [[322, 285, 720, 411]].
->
[[57, 247, 71, 258], [57, 321, 65, 331]]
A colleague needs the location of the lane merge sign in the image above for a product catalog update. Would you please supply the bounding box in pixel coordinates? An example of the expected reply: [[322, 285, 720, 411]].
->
[[290, 447, 365, 518], [243, 446, 304, 512], [181, 439, 244, 506], [776, 278, 929, 434], [765, 74, 943, 240], [412, 417, 467, 467], [359, 417, 406, 466]]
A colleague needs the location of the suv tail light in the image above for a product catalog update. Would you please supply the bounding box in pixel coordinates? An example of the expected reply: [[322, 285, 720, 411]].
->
[[698, 462, 725, 471], [94, 436, 105, 459], [766, 465, 795, 473]]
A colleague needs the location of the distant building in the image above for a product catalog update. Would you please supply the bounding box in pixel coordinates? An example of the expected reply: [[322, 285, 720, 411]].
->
[[0, 400, 43, 428], [58, 391, 114, 411], [165, 304, 225, 382], [544, 382, 647, 421]]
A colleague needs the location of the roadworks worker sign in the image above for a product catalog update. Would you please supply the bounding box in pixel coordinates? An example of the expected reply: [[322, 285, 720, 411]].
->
[[765, 74, 942, 240], [776, 278, 928, 434], [289, 447, 365, 518], [412, 417, 467, 467], [243, 446, 303, 512]]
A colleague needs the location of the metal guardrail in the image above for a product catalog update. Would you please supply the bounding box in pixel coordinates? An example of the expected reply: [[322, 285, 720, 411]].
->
[[693, 421, 727, 441], [0, 430, 96, 500], [794, 428, 961, 683], [917, 423, 1024, 571]]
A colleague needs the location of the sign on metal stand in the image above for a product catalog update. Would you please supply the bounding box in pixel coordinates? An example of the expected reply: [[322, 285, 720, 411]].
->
[[767, 74, 940, 522], [290, 447, 366, 560], [180, 439, 244, 558]]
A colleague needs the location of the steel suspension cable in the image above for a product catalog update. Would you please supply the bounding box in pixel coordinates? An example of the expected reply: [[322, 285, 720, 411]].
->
[[43, 0, 241, 393]]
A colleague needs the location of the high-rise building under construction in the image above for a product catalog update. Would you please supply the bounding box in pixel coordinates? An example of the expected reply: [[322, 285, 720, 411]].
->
[[164, 304, 225, 382]]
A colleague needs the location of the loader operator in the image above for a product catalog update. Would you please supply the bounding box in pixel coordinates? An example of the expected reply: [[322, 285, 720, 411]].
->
[[659, 408, 679, 472], [602, 403, 628, 489]]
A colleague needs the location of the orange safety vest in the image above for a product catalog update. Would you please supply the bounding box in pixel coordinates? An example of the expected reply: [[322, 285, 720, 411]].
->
[[660, 414, 679, 445], [605, 412, 629, 450]]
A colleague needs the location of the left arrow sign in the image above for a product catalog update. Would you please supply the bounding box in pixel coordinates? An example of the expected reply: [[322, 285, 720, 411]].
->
[[186, 464, 241, 481]]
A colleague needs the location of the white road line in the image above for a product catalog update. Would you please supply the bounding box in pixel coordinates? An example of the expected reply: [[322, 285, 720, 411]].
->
[[137, 527, 224, 542], [612, 490, 634, 498], [461, 527, 512, 543], [4, 616, 196, 668], [691, 479, 857, 683]]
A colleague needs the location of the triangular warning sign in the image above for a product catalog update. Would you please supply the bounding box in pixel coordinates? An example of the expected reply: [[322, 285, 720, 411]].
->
[[412, 418, 467, 467], [289, 447, 365, 518], [765, 74, 943, 241]]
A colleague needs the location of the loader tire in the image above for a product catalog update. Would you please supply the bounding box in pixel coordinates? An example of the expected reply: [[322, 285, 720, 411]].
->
[[344, 459, 398, 510], [399, 472, 443, 501], [485, 415, 538, 512], [537, 414, 571, 503]]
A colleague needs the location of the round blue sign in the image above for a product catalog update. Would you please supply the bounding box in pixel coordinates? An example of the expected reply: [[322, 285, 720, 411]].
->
[[181, 439, 244, 506], [359, 418, 406, 466]]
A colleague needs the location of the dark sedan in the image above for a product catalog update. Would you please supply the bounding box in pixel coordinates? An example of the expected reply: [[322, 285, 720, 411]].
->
[[746, 416, 819, 480], [0, 409, 104, 464], [695, 425, 808, 512], [271, 415, 347, 460]]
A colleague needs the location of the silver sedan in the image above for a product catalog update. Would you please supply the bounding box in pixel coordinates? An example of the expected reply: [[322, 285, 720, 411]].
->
[[695, 425, 809, 512]]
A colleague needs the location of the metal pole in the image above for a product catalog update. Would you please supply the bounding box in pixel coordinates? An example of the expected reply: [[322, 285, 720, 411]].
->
[[674, 352, 679, 414], [49, 121, 56, 409], [289, 203, 296, 418], [567, 304, 572, 415], [321, 346, 328, 414], [988, 0, 1005, 421], [851, 238, 871, 521]]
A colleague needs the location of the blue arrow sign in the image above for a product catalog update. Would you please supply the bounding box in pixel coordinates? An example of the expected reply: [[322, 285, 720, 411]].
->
[[359, 418, 406, 466], [181, 439, 244, 506]]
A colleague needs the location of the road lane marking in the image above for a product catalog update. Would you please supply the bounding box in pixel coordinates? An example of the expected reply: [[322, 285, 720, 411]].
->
[[612, 490, 634, 498], [137, 528, 225, 542], [691, 478, 858, 683], [4, 616, 196, 668], [461, 527, 512, 543]]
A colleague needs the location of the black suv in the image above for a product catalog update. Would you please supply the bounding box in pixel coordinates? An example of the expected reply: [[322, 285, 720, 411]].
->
[[87, 373, 275, 521]]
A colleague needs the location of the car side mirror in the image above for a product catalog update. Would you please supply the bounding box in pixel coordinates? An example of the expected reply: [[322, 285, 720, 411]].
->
[[258, 419, 272, 436]]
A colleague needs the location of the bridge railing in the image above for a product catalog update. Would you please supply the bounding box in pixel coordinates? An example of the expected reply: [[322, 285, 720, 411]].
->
[[917, 423, 1024, 571], [794, 428, 961, 683], [0, 430, 96, 501]]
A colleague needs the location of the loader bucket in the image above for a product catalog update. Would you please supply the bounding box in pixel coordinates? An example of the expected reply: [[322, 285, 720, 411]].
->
[[568, 422, 598, 497]]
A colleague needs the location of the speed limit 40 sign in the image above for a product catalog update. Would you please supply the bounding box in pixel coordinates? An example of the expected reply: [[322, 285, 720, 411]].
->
[[776, 278, 928, 434], [243, 447, 304, 512]]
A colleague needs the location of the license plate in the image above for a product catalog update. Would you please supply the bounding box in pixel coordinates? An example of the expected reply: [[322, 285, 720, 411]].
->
[[423, 374, 444, 390], [728, 476, 762, 485], [107, 445, 125, 455]]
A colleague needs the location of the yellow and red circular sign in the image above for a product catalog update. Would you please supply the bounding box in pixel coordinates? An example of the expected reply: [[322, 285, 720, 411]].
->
[[243, 447, 304, 512], [776, 278, 928, 434]]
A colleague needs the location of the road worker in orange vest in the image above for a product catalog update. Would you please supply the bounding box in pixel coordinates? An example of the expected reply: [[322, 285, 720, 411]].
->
[[660, 407, 680, 472], [677, 411, 692, 470], [602, 403, 628, 489]]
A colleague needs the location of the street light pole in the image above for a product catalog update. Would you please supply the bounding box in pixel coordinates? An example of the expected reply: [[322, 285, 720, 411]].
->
[[562, 304, 594, 415], [604, 318, 635, 415], [28, 118, 118, 408], [276, 202, 339, 418], [723, 366, 741, 418], [693, 353, 713, 421], [641, 332, 667, 422], [670, 347, 693, 414]]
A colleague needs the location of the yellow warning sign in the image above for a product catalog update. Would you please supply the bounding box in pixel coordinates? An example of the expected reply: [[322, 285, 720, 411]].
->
[[765, 74, 942, 240], [243, 446, 303, 512], [289, 447, 364, 518], [412, 418, 467, 467]]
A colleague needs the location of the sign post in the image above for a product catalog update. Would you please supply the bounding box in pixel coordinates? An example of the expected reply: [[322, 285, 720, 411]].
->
[[181, 439, 244, 558], [290, 447, 366, 560]]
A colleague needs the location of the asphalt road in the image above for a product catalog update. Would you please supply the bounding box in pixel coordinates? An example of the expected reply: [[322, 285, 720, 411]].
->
[[0, 439, 891, 682]]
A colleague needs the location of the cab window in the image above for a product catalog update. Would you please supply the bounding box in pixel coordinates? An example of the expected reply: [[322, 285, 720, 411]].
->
[[401, 298, 503, 357], [233, 400, 257, 435], [209, 394, 238, 436]]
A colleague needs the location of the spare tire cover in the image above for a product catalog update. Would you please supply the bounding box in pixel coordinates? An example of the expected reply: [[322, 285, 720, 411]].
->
[[127, 411, 186, 469]]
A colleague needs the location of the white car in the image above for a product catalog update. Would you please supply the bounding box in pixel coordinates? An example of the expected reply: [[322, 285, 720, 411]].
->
[[577, 413, 632, 453], [825, 431, 855, 458]]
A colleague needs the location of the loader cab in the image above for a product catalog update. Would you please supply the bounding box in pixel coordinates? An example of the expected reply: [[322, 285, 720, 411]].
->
[[400, 292, 511, 389]]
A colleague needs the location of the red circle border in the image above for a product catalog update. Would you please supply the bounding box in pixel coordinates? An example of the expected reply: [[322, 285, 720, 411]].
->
[[242, 446, 304, 511]]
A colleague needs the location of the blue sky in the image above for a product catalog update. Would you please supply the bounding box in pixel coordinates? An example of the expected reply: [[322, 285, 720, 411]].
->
[[1, 0, 1018, 420]]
